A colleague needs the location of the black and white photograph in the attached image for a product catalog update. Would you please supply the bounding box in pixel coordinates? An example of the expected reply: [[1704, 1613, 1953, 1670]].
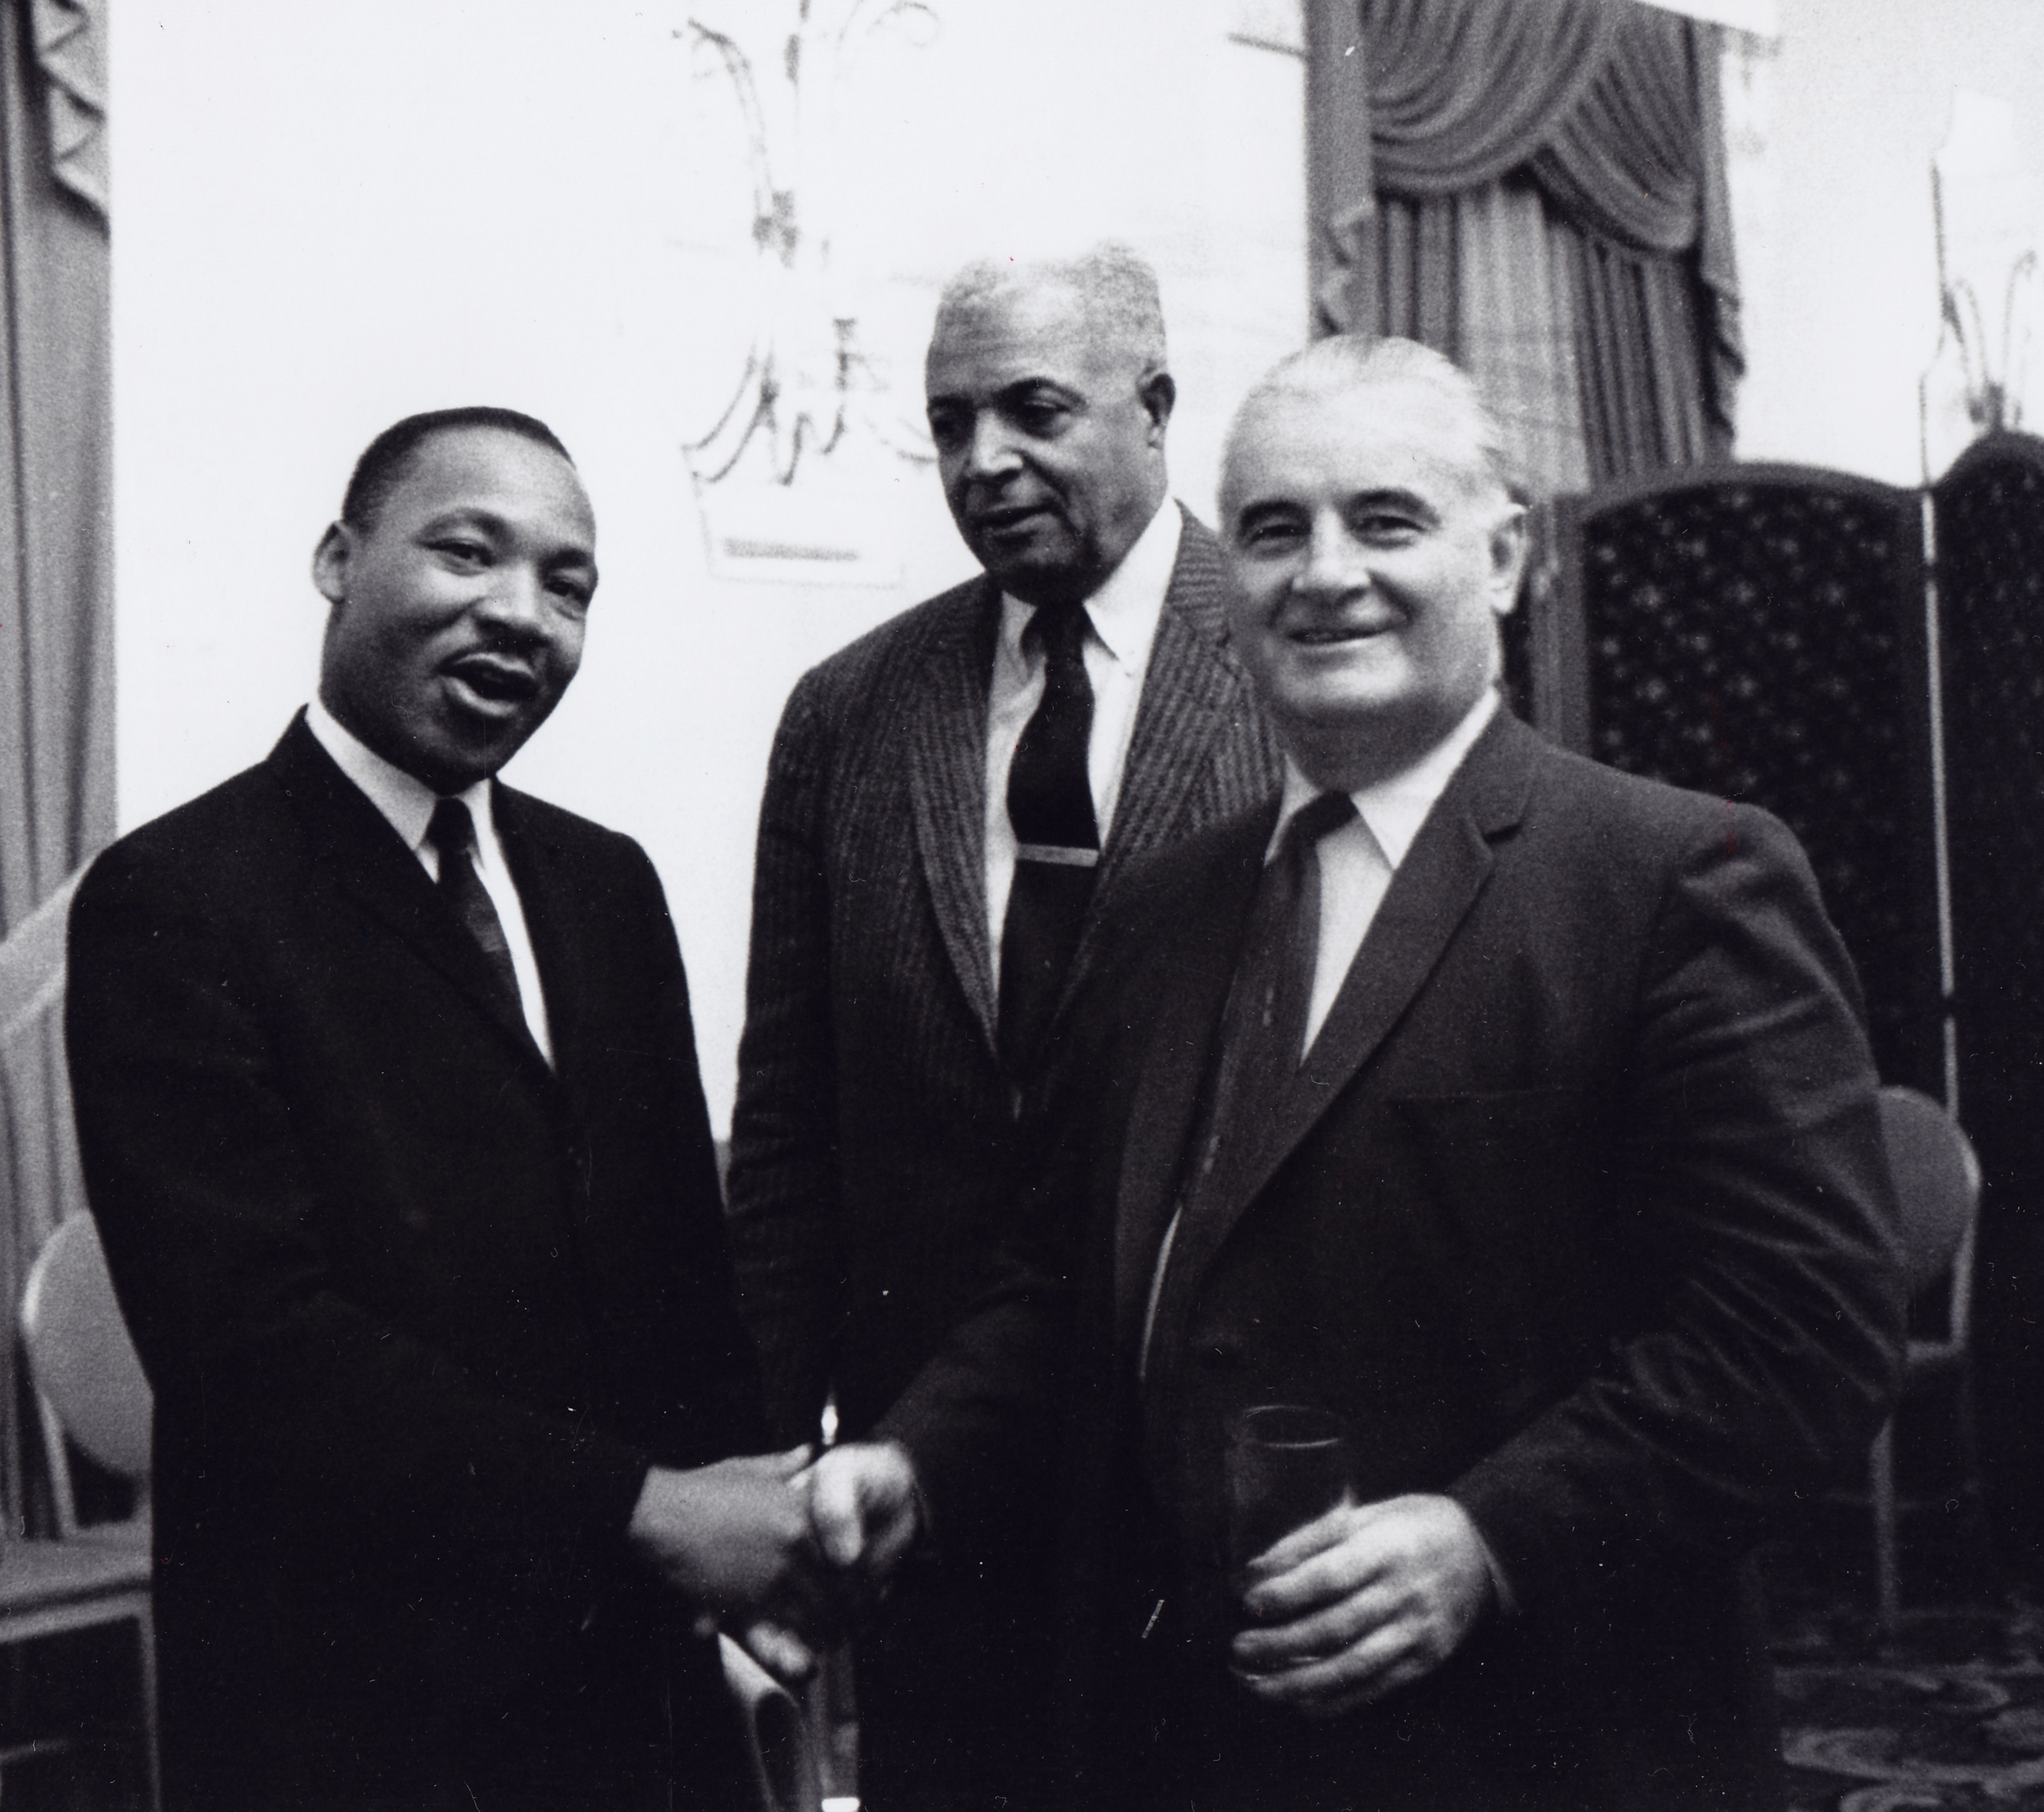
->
[[0, 2, 2040, 1808]]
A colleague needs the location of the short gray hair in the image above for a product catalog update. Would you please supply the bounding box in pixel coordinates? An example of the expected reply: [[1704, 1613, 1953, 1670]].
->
[[934, 242, 1168, 380], [1222, 335, 1518, 505]]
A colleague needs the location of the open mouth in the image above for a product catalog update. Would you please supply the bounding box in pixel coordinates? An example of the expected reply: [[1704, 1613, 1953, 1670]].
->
[[443, 656, 540, 714]]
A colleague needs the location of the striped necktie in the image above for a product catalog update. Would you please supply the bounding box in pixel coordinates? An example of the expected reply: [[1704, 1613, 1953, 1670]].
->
[[426, 798, 524, 1027]]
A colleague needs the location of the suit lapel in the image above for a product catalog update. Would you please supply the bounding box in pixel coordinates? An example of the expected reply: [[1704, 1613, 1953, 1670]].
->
[[1110, 809, 1272, 1350], [906, 582, 1003, 1054], [1064, 514, 1264, 1015], [1160, 711, 1539, 1314], [267, 716, 549, 1074], [493, 787, 587, 1081]]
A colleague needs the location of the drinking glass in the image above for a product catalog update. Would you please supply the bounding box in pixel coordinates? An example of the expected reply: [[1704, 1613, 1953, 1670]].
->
[[1224, 1403, 1355, 1571]]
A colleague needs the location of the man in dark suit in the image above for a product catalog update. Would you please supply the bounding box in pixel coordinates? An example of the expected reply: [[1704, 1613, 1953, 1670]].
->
[[68, 408, 818, 1811], [724, 244, 1280, 1807], [811, 338, 1909, 1810]]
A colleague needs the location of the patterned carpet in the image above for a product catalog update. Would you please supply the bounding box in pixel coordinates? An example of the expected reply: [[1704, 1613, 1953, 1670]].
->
[[1770, 1531, 2044, 1810]]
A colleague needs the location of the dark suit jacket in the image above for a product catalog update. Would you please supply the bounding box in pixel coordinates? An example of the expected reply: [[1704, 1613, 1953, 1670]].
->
[[67, 717, 762, 1812], [888, 709, 1907, 1812], [725, 508, 1281, 1446]]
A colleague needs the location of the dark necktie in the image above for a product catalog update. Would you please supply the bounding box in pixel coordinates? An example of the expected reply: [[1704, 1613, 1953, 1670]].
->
[[1141, 789, 1358, 1386], [997, 603, 1100, 1080], [1193, 791, 1359, 1203], [426, 798, 525, 1029]]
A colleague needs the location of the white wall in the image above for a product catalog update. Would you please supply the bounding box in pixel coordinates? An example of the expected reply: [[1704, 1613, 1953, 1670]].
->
[[1730, 0, 2044, 483], [110, 0, 1310, 1127], [116, 1, 2027, 1126]]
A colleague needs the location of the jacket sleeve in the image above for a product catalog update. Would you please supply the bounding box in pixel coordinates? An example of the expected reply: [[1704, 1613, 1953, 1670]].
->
[[1449, 803, 1909, 1615], [66, 837, 653, 1625], [871, 1100, 1089, 1551], [871, 869, 1174, 1547], [725, 669, 847, 1445], [616, 832, 772, 1460]]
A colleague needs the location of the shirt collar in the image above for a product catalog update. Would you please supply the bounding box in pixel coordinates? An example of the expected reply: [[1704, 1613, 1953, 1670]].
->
[[999, 498, 1183, 675], [305, 696, 495, 855], [1274, 687, 1501, 869]]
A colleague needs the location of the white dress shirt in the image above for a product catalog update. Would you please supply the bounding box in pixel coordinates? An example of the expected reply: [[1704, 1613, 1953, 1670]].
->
[[983, 501, 1183, 984], [305, 698, 555, 1064], [1276, 686, 1501, 1057]]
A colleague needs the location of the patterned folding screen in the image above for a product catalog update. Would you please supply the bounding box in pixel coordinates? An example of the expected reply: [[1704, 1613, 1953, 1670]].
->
[[1933, 433, 2044, 1510], [1543, 468, 1941, 1095], [1936, 434, 2044, 1117]]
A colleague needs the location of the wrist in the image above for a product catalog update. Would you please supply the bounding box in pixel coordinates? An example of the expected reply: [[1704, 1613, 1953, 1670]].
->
[[627, 1467, 702, 1597]]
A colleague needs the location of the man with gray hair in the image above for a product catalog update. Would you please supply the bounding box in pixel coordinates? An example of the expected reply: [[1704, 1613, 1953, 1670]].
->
[[814, 336, 1906, 1808], [725, 245, 1280, 1808]]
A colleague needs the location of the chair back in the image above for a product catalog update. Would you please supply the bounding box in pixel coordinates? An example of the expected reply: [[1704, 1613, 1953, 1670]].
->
[[21, 1211, 152, 1535], [720, 1635, 822, 1812], [1876, 1084, 1982, 1340], [0, 870, 95, 1530]]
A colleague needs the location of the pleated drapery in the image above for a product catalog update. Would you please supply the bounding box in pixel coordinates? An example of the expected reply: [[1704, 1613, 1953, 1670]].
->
[[0, 0, 109, 933], [1363, 0, 1618, 193], [1373, 178, 1599, 494], [1314, 0, 1741, 496], [0, 0, 109, 1530]]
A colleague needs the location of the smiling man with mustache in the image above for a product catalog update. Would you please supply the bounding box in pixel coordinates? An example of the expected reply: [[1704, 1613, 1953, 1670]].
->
[[724, 246, 1281, 1811], [67, 408, 815, 1811]]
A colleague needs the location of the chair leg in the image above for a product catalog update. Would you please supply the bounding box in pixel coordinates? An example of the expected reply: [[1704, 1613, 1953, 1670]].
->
[[1956, 1363, 1986, 1525], [136, 1605, 162, 1812], [1871, 1416, 1900, 1635]]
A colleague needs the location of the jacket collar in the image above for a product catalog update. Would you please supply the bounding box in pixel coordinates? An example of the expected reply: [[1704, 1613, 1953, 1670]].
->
[[266, 713, 552, 1074]]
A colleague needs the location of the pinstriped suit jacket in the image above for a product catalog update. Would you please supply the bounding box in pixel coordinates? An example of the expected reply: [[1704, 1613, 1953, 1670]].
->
[[726, 508, 1282, 1448]]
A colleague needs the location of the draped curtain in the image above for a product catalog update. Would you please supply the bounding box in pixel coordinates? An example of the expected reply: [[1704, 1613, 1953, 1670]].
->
[[0, 0, 108, 931], [1311, 0, 1741, 497], [0, 0, 108, 1530]]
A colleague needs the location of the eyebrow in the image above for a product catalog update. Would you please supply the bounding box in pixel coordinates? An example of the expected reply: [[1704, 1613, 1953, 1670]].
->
[[1230, 487, 1444, 533], [1343, 488, 1439, 520], [928, 377, 1082, 413], [997, 380, 1085, 421], [419, 507, 595, 568], [417, 507, 510, 540]]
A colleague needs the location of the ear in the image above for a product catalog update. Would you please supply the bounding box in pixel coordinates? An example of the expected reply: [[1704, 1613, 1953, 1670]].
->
[[1138, 369, 1176, 443], [312, 522, 352, 608], [1486, 504, 1529, 616]]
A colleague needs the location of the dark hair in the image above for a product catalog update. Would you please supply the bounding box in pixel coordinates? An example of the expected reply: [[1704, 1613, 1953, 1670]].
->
[[339, 406, 575, 531]]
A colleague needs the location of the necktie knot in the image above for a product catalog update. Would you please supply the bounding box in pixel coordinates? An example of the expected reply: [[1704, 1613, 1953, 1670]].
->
[[1283, 790, 1358, 859], [1023, 602, 1091, 674], [427, 797, 478, 866]]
